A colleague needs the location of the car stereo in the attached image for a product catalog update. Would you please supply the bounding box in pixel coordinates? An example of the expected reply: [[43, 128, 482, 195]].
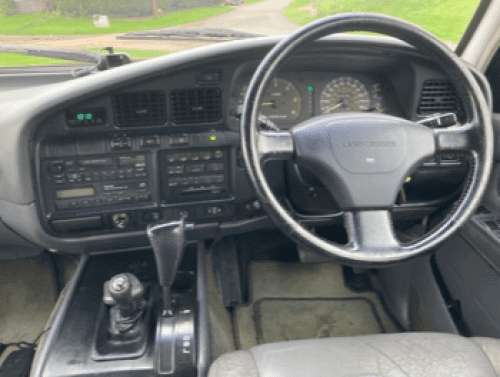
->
[[41, 154, 152, 212]]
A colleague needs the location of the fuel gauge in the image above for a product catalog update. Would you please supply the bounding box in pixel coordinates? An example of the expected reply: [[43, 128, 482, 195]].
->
[[370, 83, 385, 113]]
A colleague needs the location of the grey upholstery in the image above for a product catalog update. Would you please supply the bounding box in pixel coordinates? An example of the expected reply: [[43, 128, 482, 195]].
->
[[208, 333, 500, 377]]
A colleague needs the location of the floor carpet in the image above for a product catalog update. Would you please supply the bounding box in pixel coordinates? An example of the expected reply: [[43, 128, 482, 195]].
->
[[234, 262, 400, 349]]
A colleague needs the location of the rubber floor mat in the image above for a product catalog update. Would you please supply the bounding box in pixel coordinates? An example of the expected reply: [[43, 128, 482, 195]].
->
[[253, 297, 385, 344]]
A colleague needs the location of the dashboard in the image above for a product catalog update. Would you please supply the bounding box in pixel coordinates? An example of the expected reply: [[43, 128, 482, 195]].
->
[[0, 35, 474, 253]]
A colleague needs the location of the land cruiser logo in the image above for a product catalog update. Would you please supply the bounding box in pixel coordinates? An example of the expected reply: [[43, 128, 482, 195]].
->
[[342, 141, 397, 148]]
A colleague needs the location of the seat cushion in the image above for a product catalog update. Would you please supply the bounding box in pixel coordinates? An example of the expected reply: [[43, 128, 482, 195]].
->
[[209, 332, 500, 377]]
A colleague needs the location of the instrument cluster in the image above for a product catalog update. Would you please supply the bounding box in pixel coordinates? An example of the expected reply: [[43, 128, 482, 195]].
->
[[228, 71, 404, 130]]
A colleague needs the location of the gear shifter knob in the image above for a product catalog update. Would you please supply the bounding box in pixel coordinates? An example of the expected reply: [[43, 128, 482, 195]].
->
[[147, 214, 186, 317], [104, 273, 145, 318]]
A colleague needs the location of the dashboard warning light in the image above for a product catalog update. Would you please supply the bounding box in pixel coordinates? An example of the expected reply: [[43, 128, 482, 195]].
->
[[210, 135, 216, 141]]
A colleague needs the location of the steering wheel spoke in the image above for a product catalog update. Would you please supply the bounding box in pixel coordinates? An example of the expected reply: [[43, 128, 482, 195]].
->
[[344, 210, 400, 252], [257, 131, 294, 162], [434, 120, 479, 152]]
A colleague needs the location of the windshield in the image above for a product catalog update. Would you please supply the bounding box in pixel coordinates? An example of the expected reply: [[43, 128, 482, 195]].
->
[[0, 0, 480, 67]]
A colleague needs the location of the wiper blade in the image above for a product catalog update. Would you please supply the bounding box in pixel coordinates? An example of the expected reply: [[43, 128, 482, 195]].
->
[[0, 45, 131, 74], [0, 44, 103, 65], [118, 28, 262, 42]]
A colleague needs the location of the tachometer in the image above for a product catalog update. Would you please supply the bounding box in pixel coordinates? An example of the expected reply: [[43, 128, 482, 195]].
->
[[233, 77, 302, 121], [320, 77, 370, 113], [261, 77, 302, 120]]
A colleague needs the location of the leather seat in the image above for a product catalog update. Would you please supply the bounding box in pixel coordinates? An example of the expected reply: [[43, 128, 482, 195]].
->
[[208, 333, 500, 377]]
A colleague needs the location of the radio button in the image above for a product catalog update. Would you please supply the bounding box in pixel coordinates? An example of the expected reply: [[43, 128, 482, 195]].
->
[[167, 165, 184, 175], [180, 177, 193, 186], [201, 175, 213, 184], [69, 200, 79, 208], [117, 169, 127, 180], [169, 135, 189, 145], [207, 163, 224, 172], [110, 136, 132, 150], [136, 193, 151, 202], [214, 150, 224, 159], [166, 154, 179, 163], [202, 152, 213, 160], [54, 178, 67, 185], [179, 153, 189, 162], [51, 164, 64, 174], [190, 152, 203, 161], [67, 173, 82, 184], [141, 135, 160, 147], [80, 199, 92, 208], [213, 174, 224, 183], [187, 164, 205, 173], [83, 173, 93, 182], [168, 178, 180, 187]]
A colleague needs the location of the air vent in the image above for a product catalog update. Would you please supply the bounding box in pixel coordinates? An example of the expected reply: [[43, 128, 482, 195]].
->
[[171, 88, 222, 124], [112, 91, 167, 127], [418, 80, 458, 114]]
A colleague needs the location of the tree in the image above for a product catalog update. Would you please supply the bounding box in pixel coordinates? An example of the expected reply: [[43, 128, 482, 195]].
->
[[0, 0, 17, 16]]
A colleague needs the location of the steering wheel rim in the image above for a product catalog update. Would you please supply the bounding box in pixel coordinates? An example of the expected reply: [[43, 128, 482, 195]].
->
[[240, 13, 494, 266]]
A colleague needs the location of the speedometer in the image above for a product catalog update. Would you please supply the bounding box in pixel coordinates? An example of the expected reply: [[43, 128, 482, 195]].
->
[[320, 77, 370, 113]]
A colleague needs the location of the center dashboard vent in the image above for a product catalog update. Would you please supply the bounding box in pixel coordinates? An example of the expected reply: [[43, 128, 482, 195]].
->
[[112, 91, 167, 127], [417, 80, 459, 114], [170, 88, 222, 124]]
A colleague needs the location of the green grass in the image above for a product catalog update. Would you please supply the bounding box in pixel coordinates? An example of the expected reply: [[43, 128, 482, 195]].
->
[[87, 47, 169, 59], [284, 0, 480, 43], [0, 6, 234, 35], [243, 0, 265, 4], [0, 48, 169, 66], [0, 52, 71, 66]]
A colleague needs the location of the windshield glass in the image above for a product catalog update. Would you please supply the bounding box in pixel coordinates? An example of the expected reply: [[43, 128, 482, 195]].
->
[[0, 0, 480, 67]]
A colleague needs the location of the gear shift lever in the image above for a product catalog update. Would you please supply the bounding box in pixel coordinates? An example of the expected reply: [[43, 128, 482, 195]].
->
[[147, 213, 186, 316]]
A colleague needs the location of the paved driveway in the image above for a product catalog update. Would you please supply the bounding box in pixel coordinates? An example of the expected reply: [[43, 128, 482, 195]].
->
[[190, 0, 298, 35], [0, 0, 299, 53]]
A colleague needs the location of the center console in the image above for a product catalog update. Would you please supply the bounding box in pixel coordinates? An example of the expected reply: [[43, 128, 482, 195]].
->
[[32, 241, 208, 377]]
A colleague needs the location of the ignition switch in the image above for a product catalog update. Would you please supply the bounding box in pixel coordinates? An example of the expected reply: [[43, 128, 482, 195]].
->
[[112, 213, 129, 229]]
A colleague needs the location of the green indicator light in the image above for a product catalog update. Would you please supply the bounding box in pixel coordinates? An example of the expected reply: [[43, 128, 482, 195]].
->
[[307, 86, 314, 92], [77, 114, 84, 120], [85, 113, 92, 120], [210, 135, 216, 141]]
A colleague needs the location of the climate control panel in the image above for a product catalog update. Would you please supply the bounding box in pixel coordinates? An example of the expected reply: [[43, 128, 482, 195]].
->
[[160, 148, 230, 203]]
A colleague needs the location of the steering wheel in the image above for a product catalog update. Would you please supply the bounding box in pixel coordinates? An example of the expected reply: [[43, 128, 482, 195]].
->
[[240, 13, 493, 266]]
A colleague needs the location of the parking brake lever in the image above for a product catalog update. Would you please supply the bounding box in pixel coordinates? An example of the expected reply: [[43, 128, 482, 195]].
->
[[147, 213, 187, 317]]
